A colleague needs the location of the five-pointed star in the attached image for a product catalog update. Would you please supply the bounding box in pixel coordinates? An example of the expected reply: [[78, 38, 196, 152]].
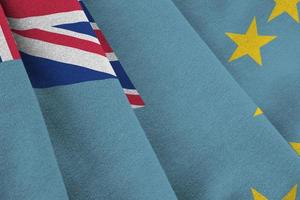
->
[[252, 185, 298, 200], [268, 0, 300, 23], [226, 17, 277, 65]]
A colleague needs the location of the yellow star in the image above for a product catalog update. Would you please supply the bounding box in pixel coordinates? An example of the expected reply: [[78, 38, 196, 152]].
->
[[251, 188, 268, 200], [268, 0, 300, 23], [226, 17, 277, 65], [289, 142, 300, 156], [253, 107, 264, 117], [283, 185, 298, 200], [251, 185, 297, 200]]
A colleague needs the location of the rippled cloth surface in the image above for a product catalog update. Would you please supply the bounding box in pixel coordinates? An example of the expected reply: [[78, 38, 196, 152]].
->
[[1, 0, 300, 199]]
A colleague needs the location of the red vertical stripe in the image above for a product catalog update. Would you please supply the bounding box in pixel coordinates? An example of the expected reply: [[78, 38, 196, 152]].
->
[[0, 5, 20, 59], [1, 0, 81, 18]]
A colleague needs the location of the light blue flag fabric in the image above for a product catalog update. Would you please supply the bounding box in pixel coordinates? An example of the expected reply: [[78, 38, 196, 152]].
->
[[172, 0, 300, 156], [0, 60, 69, 199], [83, 0, 300, 199], [35, 82, 177, 200], [0, 7, 69, 199], [1, 1, 177, 199]]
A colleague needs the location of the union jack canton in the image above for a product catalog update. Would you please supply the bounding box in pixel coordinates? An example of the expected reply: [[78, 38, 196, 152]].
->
[[2, 0, 145, 109]]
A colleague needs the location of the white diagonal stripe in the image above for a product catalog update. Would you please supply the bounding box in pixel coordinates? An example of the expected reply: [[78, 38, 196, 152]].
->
[[9, 10, 99, 44], [131, 105, 144, 109], [46, 26, 99, 44], [124, 89, 139, 95], [0, 26, 13, 61], [13, 33, 116, 76], [106, 52, 118, 61], [90, 22, 99, 30], [8, 10, 88, 30]]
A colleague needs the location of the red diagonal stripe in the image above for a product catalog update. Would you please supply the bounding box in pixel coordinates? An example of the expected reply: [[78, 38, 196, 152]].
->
[[13, 29, 106, 56], [126, 94, 145, 106]]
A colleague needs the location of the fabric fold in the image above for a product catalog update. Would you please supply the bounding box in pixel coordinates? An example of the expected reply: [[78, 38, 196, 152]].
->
[[172, 0, 300, 155], [1, 1, 178, 199], [82, 0, 300, 199], [0, 5, 69, 199]]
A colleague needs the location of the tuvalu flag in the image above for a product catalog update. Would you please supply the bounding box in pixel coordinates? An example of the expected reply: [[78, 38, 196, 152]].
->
[[1, 0, 300, 200]]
